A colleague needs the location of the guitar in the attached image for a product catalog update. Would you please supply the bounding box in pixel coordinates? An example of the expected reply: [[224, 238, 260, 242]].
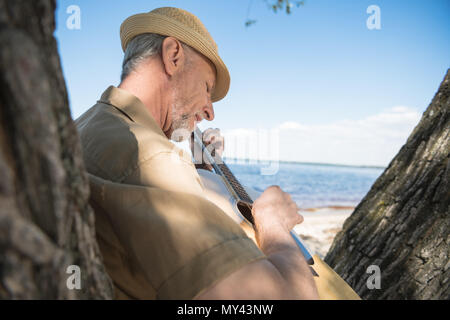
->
[[193, 128, 361, 300]]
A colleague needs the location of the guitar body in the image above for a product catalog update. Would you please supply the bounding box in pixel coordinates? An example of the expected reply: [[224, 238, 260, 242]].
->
[[197, 168, 361, 300], [197, 169, 258, 241]]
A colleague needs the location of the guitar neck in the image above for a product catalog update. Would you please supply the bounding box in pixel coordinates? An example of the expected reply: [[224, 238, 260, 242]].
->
[[193, 128, 314, 265], [214, 162, 253, 204], [193, 128, 253, 205]]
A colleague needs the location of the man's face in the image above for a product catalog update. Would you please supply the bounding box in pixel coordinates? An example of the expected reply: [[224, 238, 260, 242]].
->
[[168, 49, 216, 141]]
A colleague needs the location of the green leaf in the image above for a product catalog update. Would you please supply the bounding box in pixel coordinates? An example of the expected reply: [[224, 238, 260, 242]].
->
[[245, 19, 257, 27]]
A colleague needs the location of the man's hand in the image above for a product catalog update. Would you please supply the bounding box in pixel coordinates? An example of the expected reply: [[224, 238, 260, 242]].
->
[[191, 128, 224, 171], [195, 185, 319, 300], [252, 186, 303, 250]]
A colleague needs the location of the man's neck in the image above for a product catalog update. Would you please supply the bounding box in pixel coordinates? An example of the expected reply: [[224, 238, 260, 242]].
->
[[118, 70, 171, 135]]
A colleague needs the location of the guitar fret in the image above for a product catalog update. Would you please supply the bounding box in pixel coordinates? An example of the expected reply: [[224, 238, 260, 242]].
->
[[217, 163, 252, 203]]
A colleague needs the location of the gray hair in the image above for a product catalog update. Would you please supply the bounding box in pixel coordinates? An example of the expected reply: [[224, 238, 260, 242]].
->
[[120, 33, 195, 82], [120, 33, 167, 82]]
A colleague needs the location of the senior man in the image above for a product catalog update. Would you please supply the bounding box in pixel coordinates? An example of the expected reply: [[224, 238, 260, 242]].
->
[[76, 7, 318, 300]]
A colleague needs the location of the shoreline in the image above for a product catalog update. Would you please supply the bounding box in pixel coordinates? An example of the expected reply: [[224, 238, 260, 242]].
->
[[294, 206, 355, 259], [224, 158, 386, 170], [301, 205, 356, 212]]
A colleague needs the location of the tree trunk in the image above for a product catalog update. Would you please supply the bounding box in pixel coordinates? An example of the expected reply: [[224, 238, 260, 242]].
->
[[0, 0, 113, 299], [325, 70, 450, 300]]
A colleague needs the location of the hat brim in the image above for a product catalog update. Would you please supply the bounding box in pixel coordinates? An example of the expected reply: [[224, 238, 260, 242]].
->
[[121, 13, 230, 102]]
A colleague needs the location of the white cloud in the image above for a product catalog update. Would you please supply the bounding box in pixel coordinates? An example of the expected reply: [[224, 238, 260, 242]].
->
[[279, 121, 303, 130], [222, 106, 422, 167]]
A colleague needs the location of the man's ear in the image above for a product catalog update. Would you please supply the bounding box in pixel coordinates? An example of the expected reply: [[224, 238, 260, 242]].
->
[[160, 37, 185, 77]]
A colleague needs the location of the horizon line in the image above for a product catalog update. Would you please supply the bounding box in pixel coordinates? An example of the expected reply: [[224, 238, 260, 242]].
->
[[222, 157, 387, 170]]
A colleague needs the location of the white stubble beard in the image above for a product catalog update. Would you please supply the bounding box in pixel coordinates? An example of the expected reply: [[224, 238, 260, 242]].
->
[[169, 92, 193, 142]]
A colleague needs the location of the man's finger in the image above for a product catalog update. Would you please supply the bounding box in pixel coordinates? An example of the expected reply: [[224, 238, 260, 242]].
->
[[203, 128, 221, 143]]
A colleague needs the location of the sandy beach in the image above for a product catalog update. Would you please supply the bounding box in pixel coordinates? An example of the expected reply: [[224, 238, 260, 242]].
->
[[293, 207, 355, 259]]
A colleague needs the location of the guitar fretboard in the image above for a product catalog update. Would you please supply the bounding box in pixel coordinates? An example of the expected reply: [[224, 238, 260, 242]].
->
[[193, 128, 253, 204], [216, 162, 253, 204]]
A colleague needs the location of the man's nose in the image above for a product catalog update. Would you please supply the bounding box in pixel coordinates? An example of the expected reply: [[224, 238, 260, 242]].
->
[[202, 102, 215, 121]]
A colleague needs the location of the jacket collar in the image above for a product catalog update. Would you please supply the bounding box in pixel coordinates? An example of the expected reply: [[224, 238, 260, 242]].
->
[[98, 86, 166, 137]]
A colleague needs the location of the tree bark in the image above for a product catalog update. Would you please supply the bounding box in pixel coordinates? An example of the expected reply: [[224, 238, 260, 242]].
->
[[0, 0, 113, 299], [325, 70, 450, 300]]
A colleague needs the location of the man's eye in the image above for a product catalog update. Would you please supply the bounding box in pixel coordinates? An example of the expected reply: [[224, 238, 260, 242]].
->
[[206, 83, 210, 93]]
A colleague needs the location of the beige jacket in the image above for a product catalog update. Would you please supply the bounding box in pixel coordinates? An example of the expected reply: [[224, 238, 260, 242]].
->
[[75, 86, 264, 299]]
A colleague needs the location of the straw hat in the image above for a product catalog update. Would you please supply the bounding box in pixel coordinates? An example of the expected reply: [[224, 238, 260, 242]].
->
[[120, 7, 230, 102]]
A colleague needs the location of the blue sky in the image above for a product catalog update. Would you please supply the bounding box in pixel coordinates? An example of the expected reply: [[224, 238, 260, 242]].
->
[[55, 0, 450, 166]]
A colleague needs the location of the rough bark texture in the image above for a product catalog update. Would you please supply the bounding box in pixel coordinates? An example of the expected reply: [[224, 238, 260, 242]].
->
[[325, 70, 450, 300], [0, 0, 113, 299]]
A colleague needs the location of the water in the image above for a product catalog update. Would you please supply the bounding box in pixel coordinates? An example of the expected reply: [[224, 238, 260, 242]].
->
[[227, 161, 385, 209]]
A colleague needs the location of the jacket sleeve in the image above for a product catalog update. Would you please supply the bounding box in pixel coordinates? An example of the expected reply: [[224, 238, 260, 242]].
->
[[88, 174, 265, 300]]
